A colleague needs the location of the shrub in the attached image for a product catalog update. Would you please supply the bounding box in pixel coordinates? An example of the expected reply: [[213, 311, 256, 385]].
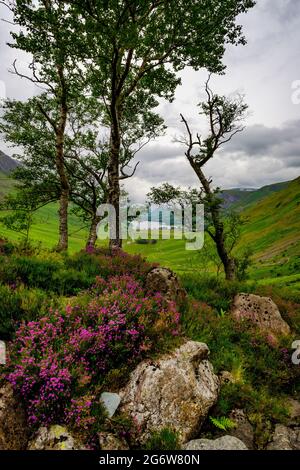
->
[[0, 255, 61, 290], [6, 274, 180, 440], [0, 284, 56, 338], [0, 249, 156, 296]]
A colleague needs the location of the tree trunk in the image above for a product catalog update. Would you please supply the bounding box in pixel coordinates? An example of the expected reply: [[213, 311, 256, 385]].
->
[[55, 65, 69, 252], [108, 100, 122, 251], [55, 129, 69, 251], [187, 156, 236, 281], [86, 214, 101, 249]]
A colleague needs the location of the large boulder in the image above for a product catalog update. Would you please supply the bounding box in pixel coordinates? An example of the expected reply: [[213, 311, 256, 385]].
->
[[120, 341, 219, 444], [267, 424, 300, 451], [27, 425, 86, 450], [0, 382, 29, 450], [231, 293, 290, 338], [145, 267, 186, 308], [183, 435, 248, 450]]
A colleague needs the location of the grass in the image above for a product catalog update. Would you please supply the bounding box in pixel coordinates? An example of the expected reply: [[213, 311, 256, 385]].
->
[[0, 173, 299, 290], [0, 202, 89, 253], [0, 171, 15, 198]]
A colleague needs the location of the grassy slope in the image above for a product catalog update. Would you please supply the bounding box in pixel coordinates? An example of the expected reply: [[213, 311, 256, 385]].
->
[[1, 170, 300, 286], [222, 180, 289, 212], [0, 173, 88, 253], [241, 177, 300, 258], [239, 177, 300, 285], [0, 171, 16, 199], [0, 202, 89, 253]]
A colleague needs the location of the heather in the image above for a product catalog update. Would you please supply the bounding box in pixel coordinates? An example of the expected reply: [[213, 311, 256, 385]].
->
[[0, 241, 299, 449], [5, 270, 180, 442]]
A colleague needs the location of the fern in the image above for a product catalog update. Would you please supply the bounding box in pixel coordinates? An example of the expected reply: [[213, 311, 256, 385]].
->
[[209, 416, 236, 431]]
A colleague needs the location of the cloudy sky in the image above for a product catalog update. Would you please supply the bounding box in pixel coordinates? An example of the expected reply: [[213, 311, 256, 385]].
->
[[1, 0, 300, 202]]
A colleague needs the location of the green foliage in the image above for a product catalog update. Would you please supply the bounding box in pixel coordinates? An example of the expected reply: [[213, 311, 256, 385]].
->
[[180, 273, 255, 311], [144, 428, 180, 451], [209, 416, 236, 431], [0, 283, 57, 339]]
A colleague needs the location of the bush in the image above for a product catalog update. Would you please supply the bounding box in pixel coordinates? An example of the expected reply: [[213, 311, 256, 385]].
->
[[0, 249, 156, 296], [6, 274, 180, 441], [0, 284, 56, 338]]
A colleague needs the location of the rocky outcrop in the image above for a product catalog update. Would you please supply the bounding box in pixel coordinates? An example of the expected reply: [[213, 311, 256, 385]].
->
[[183, 435, 248, 450], [120, 341, 219, 444], [229, 409, 254, 449], [231, 293, 290, 338], [27, 425, 86, 450], [0, 382, 29, 450], [267, 424, 300, 451], [145, 267, 186, 308], [98, 432, 129, 450]]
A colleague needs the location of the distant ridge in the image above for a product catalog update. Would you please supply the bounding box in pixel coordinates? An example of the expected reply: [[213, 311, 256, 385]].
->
[[221, 180, 290, 211], [0, 150, 20, 175]]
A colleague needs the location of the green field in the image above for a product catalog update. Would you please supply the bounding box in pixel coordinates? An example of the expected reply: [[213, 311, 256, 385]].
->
[[1, 172, 300, 289], [0, 201, 89, 253]]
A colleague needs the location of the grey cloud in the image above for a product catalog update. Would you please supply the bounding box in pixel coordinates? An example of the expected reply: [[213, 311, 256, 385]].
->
[[1, 0, 300, 204], [223, 120, 300, 167], [127, 118, 300, 202]]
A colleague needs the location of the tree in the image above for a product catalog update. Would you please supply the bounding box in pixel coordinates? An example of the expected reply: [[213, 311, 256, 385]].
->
[[147, 183, 203, 230], [0, 92, 164, 248], [180, 78, 248, 280], [68, 0, 255, 248], [3, 0, 86, 250]]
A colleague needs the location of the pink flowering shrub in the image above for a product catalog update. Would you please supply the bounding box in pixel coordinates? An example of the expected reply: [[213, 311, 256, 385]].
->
[[6, 274, 180, 436]]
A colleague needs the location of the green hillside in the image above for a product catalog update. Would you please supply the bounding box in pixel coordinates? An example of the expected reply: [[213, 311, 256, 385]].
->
[[0, 171, 16, 199], [0, 202, 89, 253], [1, 168, 300, 284], [221, 180, 290, 212], [0, 172, 89, 252], [237, 177, 300, 284]]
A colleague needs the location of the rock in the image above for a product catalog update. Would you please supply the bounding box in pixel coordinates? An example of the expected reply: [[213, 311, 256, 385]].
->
[[267, 424, 300, 451], [100, 392, 121, 418], [231, 293, 290, 338], [120, 341, 219, 444], [98, 432, 129, 450], [145, 267, 186, 308], [229, 409, 254, 449], [219, 370, 235, 386], [183, 435, 248, 450], [27, 425, 86, 450], [0, 382, 29, 450]]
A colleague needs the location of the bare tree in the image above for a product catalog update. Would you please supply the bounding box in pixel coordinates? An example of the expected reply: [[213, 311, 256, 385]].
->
[[180, 77, 248, 280]]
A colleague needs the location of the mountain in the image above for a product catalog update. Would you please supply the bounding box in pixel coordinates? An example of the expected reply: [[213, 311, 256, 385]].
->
[[239, 177, 300, 279], [0, 151, 20, 175], [221, 180, 290, 212]]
